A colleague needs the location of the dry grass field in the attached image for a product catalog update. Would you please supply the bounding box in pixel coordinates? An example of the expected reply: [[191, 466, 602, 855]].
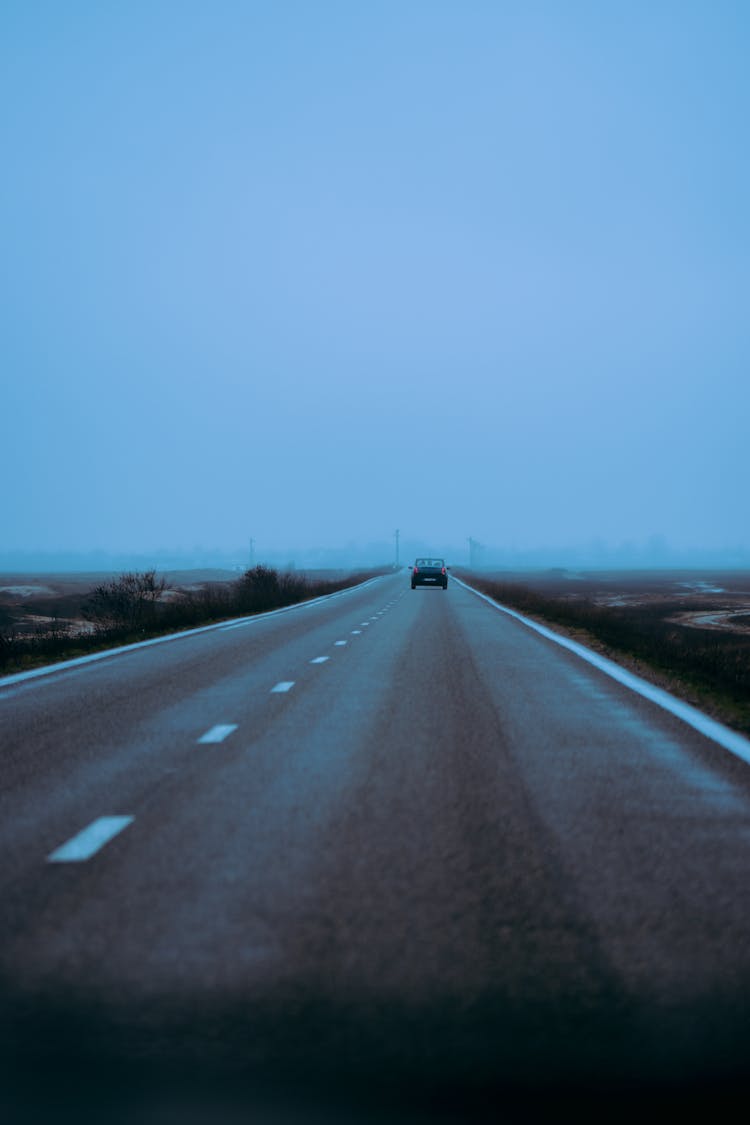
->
[[457, 568, 750, 738]]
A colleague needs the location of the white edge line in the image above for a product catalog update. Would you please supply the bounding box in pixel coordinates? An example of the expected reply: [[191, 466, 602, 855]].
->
[[454, 575, 750, 767], [48, 815, 134, 863], [0, 576, 385, 690]]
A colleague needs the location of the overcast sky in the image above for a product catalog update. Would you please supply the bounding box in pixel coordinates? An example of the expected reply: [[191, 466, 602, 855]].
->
[[3, 1, 749, 566]]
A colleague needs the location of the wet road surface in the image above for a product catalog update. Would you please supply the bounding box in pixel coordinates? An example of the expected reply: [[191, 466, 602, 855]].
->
[[2, 572, 750, 1122]]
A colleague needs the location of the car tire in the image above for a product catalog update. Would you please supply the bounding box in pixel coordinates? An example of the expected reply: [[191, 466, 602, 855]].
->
[[411, 583, 416, 590]]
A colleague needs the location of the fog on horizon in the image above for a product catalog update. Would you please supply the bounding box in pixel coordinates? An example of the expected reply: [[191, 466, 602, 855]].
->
[[3, 2, 748, 568]]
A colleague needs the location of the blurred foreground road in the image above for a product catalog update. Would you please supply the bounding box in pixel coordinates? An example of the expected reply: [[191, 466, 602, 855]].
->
[[2, 572, 750, 1123]]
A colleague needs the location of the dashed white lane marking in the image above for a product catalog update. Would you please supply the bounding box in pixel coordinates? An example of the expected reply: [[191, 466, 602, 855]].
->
[[310, 656, 329, 664], [271, 681, 295, 693], [198, 723, 238, 744], [360, 622, 370, 627], [351, 630, 362, 635], [48, 816, 134, 863], [334, 640, 347, 646]]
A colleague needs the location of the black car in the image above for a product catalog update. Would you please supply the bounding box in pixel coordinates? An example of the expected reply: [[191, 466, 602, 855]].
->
[[411, 558, 448, 589]]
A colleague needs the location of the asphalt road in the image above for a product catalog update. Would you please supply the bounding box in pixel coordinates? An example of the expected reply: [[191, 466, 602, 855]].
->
[[2, 571, 750, 1123]]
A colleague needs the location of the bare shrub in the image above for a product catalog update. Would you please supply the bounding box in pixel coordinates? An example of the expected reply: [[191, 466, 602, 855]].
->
[[83, 570, 167, 633], [235, 565, 285, 612]]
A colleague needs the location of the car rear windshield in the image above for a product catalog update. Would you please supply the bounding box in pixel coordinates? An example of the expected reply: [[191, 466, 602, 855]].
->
[[416, 559, 444, 567]]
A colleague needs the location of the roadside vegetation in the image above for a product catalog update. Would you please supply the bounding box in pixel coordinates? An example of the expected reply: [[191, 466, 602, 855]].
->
[[457, 568, 750, 738], [0, 565, 386, 676]]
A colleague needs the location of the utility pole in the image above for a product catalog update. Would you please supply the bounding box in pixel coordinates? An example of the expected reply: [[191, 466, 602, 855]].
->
[[394, 529, 400, 568], [249, 538, 255, 568]]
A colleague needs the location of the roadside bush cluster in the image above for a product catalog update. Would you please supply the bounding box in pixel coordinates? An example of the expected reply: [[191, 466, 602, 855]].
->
[[0, 566, 384, 675], [83, 570, 167, 632]]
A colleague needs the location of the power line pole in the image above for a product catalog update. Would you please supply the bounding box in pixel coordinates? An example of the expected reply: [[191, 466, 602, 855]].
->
[[249, 538, 255, 568], [394, 529, 400, 568]]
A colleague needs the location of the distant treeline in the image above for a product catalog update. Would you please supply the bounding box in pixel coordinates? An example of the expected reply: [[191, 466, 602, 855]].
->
[[459, 571, 750, 737], [0, 565, 386, 676]]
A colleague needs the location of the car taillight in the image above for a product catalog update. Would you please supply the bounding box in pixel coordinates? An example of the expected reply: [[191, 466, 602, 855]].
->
[[441, 567, 446, 574], [413, 566, 418, 573]]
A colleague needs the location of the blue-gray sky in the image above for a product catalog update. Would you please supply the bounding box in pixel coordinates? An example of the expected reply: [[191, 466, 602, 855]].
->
[[3, 1, 749, 565]]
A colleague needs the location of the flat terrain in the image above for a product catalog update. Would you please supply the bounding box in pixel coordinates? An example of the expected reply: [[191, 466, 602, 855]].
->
[[3, 571, 750, 1123], [0, 570, 242, 637], [483, 568, 750, 630], [0, 567, 363, 648]]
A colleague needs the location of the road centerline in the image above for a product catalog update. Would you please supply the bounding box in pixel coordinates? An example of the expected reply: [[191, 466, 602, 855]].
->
[[198, 724, 238, 744], [48, 816, 134, 863]]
